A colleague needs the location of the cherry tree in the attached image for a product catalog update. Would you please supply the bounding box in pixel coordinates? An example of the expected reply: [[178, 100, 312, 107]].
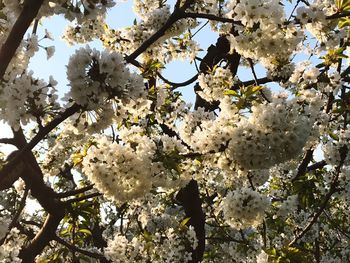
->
[[1, 0, 350, 262]]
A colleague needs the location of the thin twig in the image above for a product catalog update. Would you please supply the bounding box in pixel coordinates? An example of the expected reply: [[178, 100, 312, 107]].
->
[[184, 12, 242, 25], [56, 185, 94, 199], [289, 146, 348, 246], [157, 72, 198, 88], [54, 235, 108, 260], [65, 192, 101, 204]]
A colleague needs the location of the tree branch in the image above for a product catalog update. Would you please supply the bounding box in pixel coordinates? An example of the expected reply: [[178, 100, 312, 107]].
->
[[0, 137, 16, 145], [65, 192, 102, 204], [292, 149, 314, 182], [56, 185, 95, 198], [307, 160, 327, 172], [126, 10, 183, 63], [0, 104, 80, 187], [326, 10, 350, 20], [0, 187, 29, 246], [157, 72, 198, 88], [176, 180, 205, 263], [184, 12, 242, 25], [19, 213, 65, 263], [289, 146, 348, 247], [54, 235, 109, 261], [0, 0, 45, 79]]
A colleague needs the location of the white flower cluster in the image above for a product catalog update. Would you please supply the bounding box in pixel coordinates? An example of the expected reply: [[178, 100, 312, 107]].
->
[[296, 0, 337, 43], [180, 94, 318, 170], [154, 85, 190, 128], [82, 134, 162, 203], [198, 67, 234, 102], [0, 228, 23, 262], [225, 95, 316, 170], [221, 187, 269, 229], [276, 194, 299, 218], [42, 121, 88, 177], [0, 71, 59, 130], [190, 0, 222, 15], [65, 46, 146, 110], [105, 226, 197, 263], [225, 0, 302, 68], [0, 217, 9, 240], [63, 15, 106, 45], [102, 5, 197, 62], [323, 129, 350, 166]]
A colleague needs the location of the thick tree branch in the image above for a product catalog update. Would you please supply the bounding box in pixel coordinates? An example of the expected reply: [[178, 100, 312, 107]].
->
[[292, 149, 314, 182], [19, 213, 65, 263], [176, 180, 205, 263], [0, 137, 16, 145], [6, 128, 68, 262], [0, 0, 44, 79], [0, 104, 80, 187]]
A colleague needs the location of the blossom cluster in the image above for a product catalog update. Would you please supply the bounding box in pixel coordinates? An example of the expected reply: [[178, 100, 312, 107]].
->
[[296, 0, 338, 44], [82, 132, 164, 203], [180, 93, 320, 170], [105, 226, 197, 263], [104, 192, 198, 263], [65, 46, 146, 110], [221, 187, 269, 229], [224, 0, 303, 70], [323, 128, 350, 166], [0, 228, 24, 262], [0, 71, 59, 130], [101, 4, 198, 62], [198, 67, 235, 102]]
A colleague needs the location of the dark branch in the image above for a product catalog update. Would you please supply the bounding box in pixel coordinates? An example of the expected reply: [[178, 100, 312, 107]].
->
[[56, 185, 94, 199], [289, 146, 348, 246], [19, 213, 65, 263], [0, 137, 16, 145], [176, 180, 205, 263], [292, 149, 314, 182], [65, 192, 102, 204], [326, 10, 350, 20], [157, 72, 198, 88], [54, 235, 109, 261], [0, 0, 45, 79], [0, 104, 80, 187], [184, 12, 242, 25]]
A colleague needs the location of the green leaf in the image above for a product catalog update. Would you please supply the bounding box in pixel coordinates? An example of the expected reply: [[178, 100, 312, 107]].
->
[[329, 131, 339, 141], [245, 85, 264, 97], [337, 0, 350, 11], [224, 89, 239, 96], [78, 228, 92, 236], [338, 17, 350, 28], [180, 217, 191, 226]]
